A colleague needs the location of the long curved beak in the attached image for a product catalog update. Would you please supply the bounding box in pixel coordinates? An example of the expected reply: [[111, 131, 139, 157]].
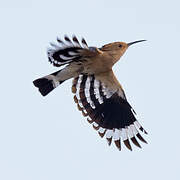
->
[[128, 40, 147, 47]]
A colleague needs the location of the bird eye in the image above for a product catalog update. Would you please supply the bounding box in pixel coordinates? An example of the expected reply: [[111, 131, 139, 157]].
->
[[119, 44, 122, 48]]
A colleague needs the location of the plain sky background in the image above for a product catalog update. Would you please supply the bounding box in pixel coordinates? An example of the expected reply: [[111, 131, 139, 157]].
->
[[0, 0, 180, 179]]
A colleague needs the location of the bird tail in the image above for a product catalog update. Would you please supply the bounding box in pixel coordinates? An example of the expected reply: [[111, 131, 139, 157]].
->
[[33, 70, 66, 96]]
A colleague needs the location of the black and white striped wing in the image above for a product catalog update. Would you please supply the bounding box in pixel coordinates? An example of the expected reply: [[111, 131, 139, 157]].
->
[[72, 75, 148, 151], [47, 35, 93, 67]]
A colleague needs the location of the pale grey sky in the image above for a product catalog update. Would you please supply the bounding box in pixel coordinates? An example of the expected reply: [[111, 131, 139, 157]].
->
[[0, 0, 180, 180]]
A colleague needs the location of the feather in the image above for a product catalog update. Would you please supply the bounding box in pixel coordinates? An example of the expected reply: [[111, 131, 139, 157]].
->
[[81, 38, 88, 48], [123, 139, 132, 151], [64, 35, 72, 44], [72, 35, 81, 47], [114, 139, 121, 150]]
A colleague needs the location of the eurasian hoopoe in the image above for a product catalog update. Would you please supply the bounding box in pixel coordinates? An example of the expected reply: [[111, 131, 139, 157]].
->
[[33, 35, 147, 151]]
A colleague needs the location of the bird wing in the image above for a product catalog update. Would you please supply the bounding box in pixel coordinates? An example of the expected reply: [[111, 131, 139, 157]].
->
[[72, 73, 147, 151], [47, 35, 101, 67]]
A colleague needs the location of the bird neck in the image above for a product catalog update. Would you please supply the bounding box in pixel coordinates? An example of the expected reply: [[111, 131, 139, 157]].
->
[[107, 51, 123, 64]]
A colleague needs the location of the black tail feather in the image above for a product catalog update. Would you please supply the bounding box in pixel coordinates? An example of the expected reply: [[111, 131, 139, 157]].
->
[[33, 78, 50, 88], [33, 78, 64, 96]]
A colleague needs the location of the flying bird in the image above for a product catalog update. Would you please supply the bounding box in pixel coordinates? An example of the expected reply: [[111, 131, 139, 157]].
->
[[33, 35, 148, 151]]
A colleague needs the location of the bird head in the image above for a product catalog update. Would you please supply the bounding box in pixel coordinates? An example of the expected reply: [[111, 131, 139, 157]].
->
[[101, 40, 146, 62]]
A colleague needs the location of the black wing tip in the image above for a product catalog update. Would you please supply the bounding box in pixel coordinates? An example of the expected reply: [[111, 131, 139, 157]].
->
[[131, 137, 142, 148], [136, 133, 148, 144], [114, 140, 121, 151], [124, 139, 133, 151], [106, 138, 112, 146], [139, 127, 148, 135]]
